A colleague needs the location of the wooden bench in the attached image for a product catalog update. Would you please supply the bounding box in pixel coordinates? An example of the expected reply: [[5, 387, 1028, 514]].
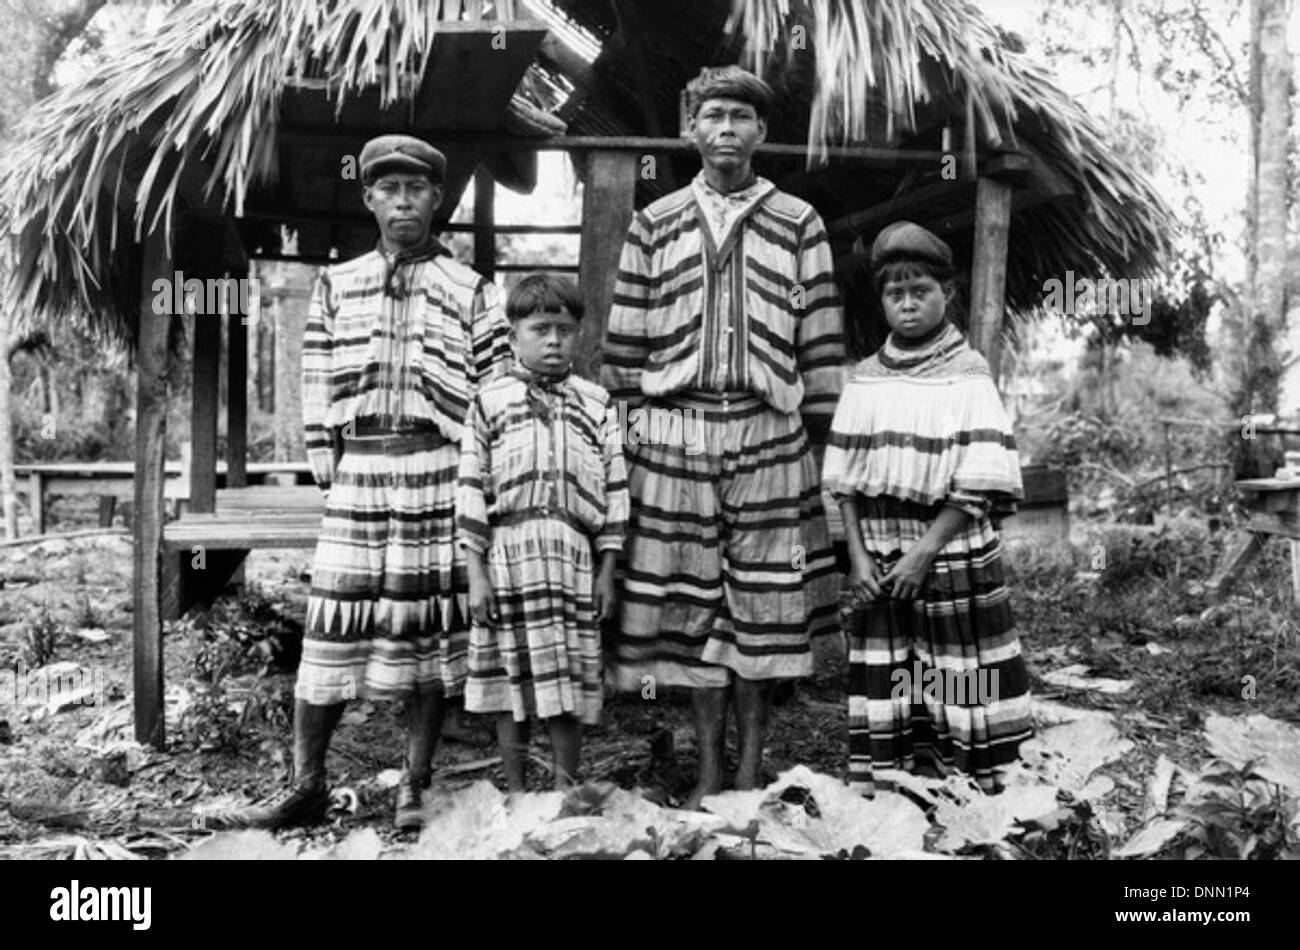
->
[[161, 485, 323, 618], [17, 460, 313, 534], [1208, 477, 1300, 598]]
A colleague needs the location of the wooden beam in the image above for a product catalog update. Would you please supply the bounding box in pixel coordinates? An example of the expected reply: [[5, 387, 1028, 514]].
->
[[227, 313, 248, 488], [276, 129, 950, 165], [190, 314, 219, 513], [968, 175, 1015, 384], [474, 167, 495, 282], [133, 226, 172, 750], [578, 151, 638, 379]]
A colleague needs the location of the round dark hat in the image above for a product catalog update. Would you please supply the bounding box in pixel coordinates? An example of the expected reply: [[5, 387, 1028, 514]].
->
[[359, 134, 447, 185], [866, 220, 954, 269]]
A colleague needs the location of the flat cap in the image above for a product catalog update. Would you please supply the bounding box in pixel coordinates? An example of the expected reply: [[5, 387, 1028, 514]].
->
[[359, 134, 447, 185], [868, 220, 953, 270]]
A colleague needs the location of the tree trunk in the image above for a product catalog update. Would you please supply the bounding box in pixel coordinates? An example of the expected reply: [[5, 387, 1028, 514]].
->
[[1257, 0, 1291, 412], [0, 340, 17, 538]]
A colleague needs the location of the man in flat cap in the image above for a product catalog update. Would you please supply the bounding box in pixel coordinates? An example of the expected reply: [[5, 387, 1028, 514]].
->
[[237, 134, 512, 830], [602, 65, 846, 807]]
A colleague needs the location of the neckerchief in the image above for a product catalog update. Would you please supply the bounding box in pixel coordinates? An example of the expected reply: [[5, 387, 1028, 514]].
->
[[378, 235, 450, 299], [690, 171, 774, 250], [511, 364, 570, 424]]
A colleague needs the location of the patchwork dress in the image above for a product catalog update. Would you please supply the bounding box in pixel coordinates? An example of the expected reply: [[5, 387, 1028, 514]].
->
[[822, 322, 1034, 793], [457, 371, 629, 725], [296, 239, 512, 705], [601, 173, 847, 688]]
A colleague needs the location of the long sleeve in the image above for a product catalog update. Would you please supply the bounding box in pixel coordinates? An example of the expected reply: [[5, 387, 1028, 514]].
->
[[795, 211, 847, 443], [595, 400, 630, 553], [456, 394, 492, 555], [600, 212, 653, 411], [469, 279, 512, 388], [302, 268, 337, 490]]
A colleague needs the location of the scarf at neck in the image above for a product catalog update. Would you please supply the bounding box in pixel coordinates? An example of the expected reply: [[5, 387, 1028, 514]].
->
[[378, 235, 449, 298], [511, 364, 570, 424], [691, 171, 774, 249]]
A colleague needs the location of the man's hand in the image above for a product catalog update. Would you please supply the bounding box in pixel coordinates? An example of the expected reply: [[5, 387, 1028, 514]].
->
[[593, 557, 617, 623], [880, 546, 936, 601], [467, 556, 498, 626]]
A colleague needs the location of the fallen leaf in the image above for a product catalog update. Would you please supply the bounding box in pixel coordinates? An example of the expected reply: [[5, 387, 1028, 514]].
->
[[1204, 714, 1300, 796], [1042, 664, 1133, 694], [1143, 756, 1176, 820], [1113, 819, 1187, 858], [181, 830, 300, 860], [304, 828, 385, 861]]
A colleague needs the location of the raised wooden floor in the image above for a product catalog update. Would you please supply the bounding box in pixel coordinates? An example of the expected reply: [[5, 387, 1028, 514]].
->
[[162, 486, 323, 618]]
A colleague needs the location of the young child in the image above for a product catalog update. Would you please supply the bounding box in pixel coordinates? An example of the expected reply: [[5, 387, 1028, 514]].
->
[[457, 274, 629, 790], [823, 221, 1034, 795]]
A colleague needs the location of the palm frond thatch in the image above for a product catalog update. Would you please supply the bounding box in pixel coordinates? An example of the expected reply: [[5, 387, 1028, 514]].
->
[[0, 0, 1175, 350], [725, 0, 1172, 293], [0, 0, 529, 344]]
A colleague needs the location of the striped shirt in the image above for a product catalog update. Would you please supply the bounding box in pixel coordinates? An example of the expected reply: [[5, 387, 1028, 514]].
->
[[600, 176, 846, 432], [456, 373, 630, 555], [301, 247, 512, 489]]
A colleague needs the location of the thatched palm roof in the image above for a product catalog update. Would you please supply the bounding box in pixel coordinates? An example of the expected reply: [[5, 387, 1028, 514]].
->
[[1, 0, 1172, 347]]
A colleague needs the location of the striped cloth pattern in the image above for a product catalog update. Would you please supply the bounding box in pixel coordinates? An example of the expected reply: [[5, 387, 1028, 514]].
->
[[822, 322, 1023, 517], [608, 392, 841, 688], [823, 323, 1031, 792], [844, 496, 1033, 794], [600, 176, 846, 437], [301, 246, 512, 490], [457, 374, 629, 724], [297, 438, 471, 705]]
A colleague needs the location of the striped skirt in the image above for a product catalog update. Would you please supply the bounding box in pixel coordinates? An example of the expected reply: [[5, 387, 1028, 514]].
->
[[608, 392, 840, 689], [296, 433, 469, 706], [464, 513, 602, 725], [846, 496, 1033, 793]]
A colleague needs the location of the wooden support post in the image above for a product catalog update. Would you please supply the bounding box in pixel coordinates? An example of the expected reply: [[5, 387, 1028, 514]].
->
[[228, 312, 248, 489], [133, 226, 172, 750], [191, 312, 219, 514], [1207, 531, 1265, 598], [578, 151, 639, 379], [28, 471, 43, 535], [474, 167, 495, 282], [968, 175, 1014, 384]]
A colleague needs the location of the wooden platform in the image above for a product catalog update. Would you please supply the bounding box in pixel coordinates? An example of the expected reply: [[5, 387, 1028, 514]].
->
[[1209, 477, 1300, 598], [17, 460, 313, 533], [161, 486, 323, 618]]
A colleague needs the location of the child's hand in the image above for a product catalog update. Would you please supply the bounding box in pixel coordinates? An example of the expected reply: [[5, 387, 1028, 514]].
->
[[881, 547, 935, 601], [847, 552, 884, 606], [593, 563, 617, 623], [468, 559, 498, 626]]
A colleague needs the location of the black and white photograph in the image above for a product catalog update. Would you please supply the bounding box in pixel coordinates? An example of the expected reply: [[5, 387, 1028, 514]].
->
[[0, 0, 1289, 911]]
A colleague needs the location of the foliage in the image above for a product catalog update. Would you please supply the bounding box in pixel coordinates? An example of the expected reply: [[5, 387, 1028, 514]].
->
[[174, 592, 301, 752], [21, 600, 61, 667], [1158, 762, 1300, 860], [1008, 798, 1111, 860]]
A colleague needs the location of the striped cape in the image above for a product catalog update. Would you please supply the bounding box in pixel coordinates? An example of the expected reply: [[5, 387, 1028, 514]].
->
[[822, 322, 1022, 519], [600, 176, 846, 433]]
